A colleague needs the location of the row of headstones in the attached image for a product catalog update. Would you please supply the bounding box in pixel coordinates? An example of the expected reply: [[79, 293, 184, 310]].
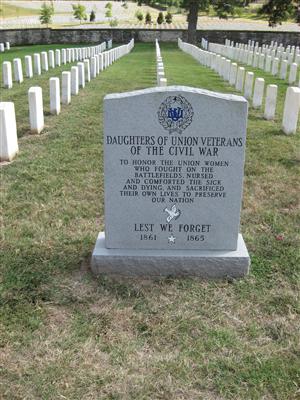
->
[[2, 41, 108, 89], [207, 41, 299, 85], [225, 38, 300, 64], [178, 38, 300, 135], [155, 39, 167, 87], [0, 39, 135, 163], [0, 42, 10, 52]]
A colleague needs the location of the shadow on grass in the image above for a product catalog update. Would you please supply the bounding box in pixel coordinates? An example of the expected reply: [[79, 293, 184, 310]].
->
[[278, 157, 300, 168]]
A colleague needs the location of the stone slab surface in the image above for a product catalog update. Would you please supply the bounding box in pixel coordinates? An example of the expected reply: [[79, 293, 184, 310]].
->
[[104, 86, 248, 251], [91, 232, 250, 278]]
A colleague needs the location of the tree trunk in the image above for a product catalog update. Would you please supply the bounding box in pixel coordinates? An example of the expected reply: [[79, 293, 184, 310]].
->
[[187, 0, 199, 44]]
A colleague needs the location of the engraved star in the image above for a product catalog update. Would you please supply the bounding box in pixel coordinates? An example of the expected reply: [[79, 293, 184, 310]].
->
[[168, 234, 176, 244]]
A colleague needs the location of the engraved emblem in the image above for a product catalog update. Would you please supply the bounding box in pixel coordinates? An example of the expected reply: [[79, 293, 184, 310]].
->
[[168, 234, 176, 244], [164, 205, 181, 223], [158, 95, 194, 134]]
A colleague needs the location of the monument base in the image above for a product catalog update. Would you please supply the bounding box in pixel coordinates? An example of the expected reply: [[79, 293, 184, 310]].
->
[[91, 232, 250, 278]]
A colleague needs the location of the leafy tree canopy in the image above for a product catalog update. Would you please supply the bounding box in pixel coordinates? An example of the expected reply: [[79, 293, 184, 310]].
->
[[258, 0, 297, 27], [40, 2, 54, 26], [72, 3, 87, 23]]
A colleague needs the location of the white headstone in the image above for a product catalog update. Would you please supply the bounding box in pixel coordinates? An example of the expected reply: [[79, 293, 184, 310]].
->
[[2, 62, 13, 89], [84, 59, 91, 82], [91, 57, 97, 79], [265, 55, 272, 72], [244, 71, 254, 100], [264, 84, 277, 120], [288, 63, 298, 84], [99, 54, 103, 71], [61, 49, 67, 65], [159, 78, 167, 87], [259, 54, 265, 69], [41, 52, 48, 71], [49, 77, 61, 115], [77, 62, 85, 88], [61, 71, 71, 105], [55, 49, 61, 66], [25, 55, 33, 78], [49, 50, 55, 68], [271, 58, 279, 75], [235, 67, 245, 92], [224, 59, 231, 81], [229, 63, 237, 86], [67, 49, 72, 63], [282, 87, 300, 134], [34, 53, 41, 75], [13, 58, 23, 83], [97, 54, 101, 74], [28, 87, 44, 134], [157, 71, 165, 86], [0, 102, 18, 161], [253, 52, 259, 68], [71, 66, 79, 95], [252, 78, 265, 109], [280, 60, 288, 79]]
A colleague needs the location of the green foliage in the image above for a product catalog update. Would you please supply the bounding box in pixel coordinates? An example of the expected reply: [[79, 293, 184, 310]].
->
[[72, 3, 87, 23], [135, 10, 144, 21], [157, 11, 164, 24], [39, 2, 54, 26], [109, 17, 118, 26], [181, 0, 210, 13], [89, 9, 96, 22], [105, 2, 113, 9], [122, 2, 128, 9], [105, 9, 112, 17], [212, 0, 242, 19], [258, 0, 294, 27], [165, 11, 173, 23], [145, 11, 152, 23], [296, 2, 300, 23]]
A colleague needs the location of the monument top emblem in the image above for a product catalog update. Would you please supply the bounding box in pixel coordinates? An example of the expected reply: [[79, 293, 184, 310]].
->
[[158, 94, 194, 134]]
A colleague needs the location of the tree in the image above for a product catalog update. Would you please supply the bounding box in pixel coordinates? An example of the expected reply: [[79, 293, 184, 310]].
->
[[72, 4, 87, 24], [105, 2, 113, 9], [145, 11, 152, 23], [296, 1, 300, 23], [180, 0, 246, 43], [181, 0, 209, 44], [157, 11, 164, 24], [258, 0, 294, 27], [135, 10, 144, 21], [109, 18, 118, 26], [40, 2, 54, 27], [105, 9, 112, 17], [90, 10, 96, 22], [212, 0, 242, 19], [165, 11, 173, 23]]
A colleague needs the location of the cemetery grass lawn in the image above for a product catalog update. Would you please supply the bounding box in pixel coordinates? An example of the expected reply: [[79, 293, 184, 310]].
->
[[1, 43, 300, 399]]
